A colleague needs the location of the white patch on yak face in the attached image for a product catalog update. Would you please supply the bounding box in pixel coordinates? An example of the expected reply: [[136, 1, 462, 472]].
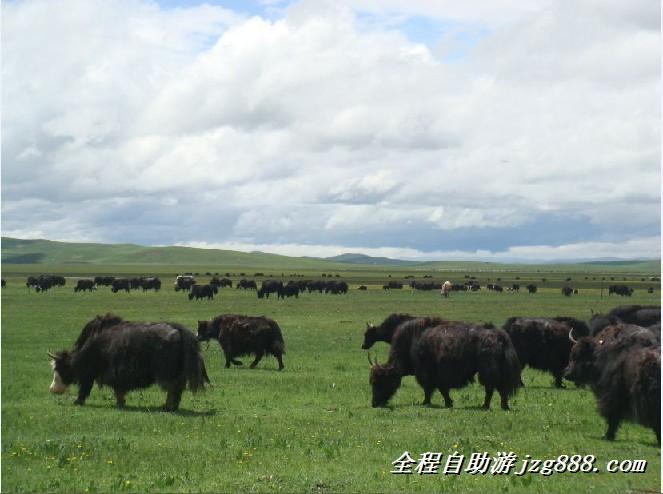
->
[[49, 361, 67, 394]]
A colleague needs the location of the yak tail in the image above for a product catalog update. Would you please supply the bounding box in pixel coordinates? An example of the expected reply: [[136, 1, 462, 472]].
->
[[269, 320, 286, 355], [500, 333, 522, 397], [177, 325, 210, 392]]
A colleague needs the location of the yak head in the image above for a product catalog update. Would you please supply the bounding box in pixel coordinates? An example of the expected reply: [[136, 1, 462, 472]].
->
[[361, 323, 377, 350], [564, 337, 596, 385], [368, 354, 402, 408], [48, 351, 75, 394], [196, 321, 216, 342]]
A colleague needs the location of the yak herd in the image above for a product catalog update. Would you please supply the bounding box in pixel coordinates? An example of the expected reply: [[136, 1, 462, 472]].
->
[[46, 289, 661, 444], [363, 305, 660, 443]]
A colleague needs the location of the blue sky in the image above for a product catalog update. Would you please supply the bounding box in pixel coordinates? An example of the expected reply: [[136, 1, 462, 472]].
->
[[2, 0, 660, 261]]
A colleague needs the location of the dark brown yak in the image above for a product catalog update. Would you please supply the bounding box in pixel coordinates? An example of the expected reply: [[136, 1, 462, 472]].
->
[[197, 314, 285, 370], [48, 314, 209, 411], [502, 317, 590, 388], [565, 324, 660, 443], [368, 319, 521, 409]]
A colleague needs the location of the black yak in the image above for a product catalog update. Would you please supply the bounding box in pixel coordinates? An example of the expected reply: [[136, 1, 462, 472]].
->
[[236, 279, 257, 290], [111, 278, 131, 293], [139, 277, 161, 292], [174, 275, 196, 292], [277, 283, 300, 299], [74, 279, 96, 292], [48, 314, 209, 411], [565, 324, 660, 442], [502, 317, 590, 388], [197, 314, 285, 370], [188, 284, 217, 301], [361, 313, 418, 350], [369, 321, 521, 409], [257, 280, 282, 299]]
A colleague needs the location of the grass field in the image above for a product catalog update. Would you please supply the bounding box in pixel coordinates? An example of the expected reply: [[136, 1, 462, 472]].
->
[[1, 263, 661, 493]]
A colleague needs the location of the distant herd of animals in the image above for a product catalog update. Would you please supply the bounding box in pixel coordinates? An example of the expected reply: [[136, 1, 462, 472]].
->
[[45, 300, 661, 444], [7, 274, 658, 299]]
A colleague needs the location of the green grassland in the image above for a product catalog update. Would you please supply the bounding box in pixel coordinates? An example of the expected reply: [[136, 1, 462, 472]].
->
[[1, 260, 661, 493]]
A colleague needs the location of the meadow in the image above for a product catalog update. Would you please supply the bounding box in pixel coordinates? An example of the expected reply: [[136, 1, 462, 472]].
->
[[1, 262, 661, 493]]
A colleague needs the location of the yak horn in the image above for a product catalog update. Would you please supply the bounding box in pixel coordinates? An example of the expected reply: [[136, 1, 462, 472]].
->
[[367, 352, 374, 366], [568, 328, 577, 344], [47, 352, 56, 360]]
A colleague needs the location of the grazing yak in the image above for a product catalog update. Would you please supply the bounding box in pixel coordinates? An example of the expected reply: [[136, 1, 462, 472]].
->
[[197, 314, 285, 370], [174, 275, 196, 292], [48, 314, 209, 411], [111, 278, 131, 293], [278, 283, 300, 299], [526, 284, 537, 294], [236, 279, 258, 290], [565, 324, 660, 443], [139, 277, 161, 292], [440, 281, 452, 298], [257, 280, 282, 299], [94, 276, 115, 286], [502, 317, 590, 388], [608, 284, 633, 297], [188, 284, 217, 301], [368, 320, 521, 409], [74, 279, 96, 292]]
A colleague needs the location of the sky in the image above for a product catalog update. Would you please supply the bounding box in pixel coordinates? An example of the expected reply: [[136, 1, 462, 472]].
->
[[2, 0, 660, 261]]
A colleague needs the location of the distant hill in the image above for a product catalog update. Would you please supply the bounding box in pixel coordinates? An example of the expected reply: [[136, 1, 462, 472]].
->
[[325, 253, 418, 266], [0, 237, 346, 269], [1, 237, 660, 274]]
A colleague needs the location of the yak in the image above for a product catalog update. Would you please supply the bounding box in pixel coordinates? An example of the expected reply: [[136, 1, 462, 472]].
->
[[236, 279, 258, 290], [48, 313, 209, 411], [608, 285, 633, 297], [502, 316, 590, 388], [565, 324, 660, 443], [111, 278, 131, 293], [139, 277, 161, 292], [74, 279, 96, 292], [589, 305, 661, 336], [368, 321, 521, 409], [257, 280, 282, 299], [277, 283, 300, 299], [361, 313, 419, 350], [188, 284, 217, 301], [197, 314, 285, 370]]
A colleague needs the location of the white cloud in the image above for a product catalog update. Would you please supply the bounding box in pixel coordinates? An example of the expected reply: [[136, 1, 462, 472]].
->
[[1, 0, 659, 260]]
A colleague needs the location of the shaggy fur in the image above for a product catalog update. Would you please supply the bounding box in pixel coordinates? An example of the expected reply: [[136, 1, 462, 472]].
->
[[565, 326, 660, 443], [369, 321, 520, 410], [50, 313, 209, 411], [502, 317, 590, 388], [198, 314, 285, 370]]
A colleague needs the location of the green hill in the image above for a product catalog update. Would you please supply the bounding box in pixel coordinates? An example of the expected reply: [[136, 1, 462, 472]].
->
[[0, 237, 343, 269], [1, 237, 659, 275]]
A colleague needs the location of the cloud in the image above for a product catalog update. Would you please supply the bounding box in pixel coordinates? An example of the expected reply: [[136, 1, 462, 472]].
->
[[1, 0, 659, 260]]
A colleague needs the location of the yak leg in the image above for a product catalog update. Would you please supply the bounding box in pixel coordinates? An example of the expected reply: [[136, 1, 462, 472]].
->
[[439, 388, 453, 408], [553, 370, 565, 389], [249, 350, 264, 369], [482, 386, 494, 410], [275, 353, 285, 371], [164, 381, 185, 411], [421, 387, 434, 406], [113, 389, 126, 408], [498, 388, 510, 411], [74, 378, 94, 405], [223, 347, 238, 368], [604, 416, 622, 441]]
